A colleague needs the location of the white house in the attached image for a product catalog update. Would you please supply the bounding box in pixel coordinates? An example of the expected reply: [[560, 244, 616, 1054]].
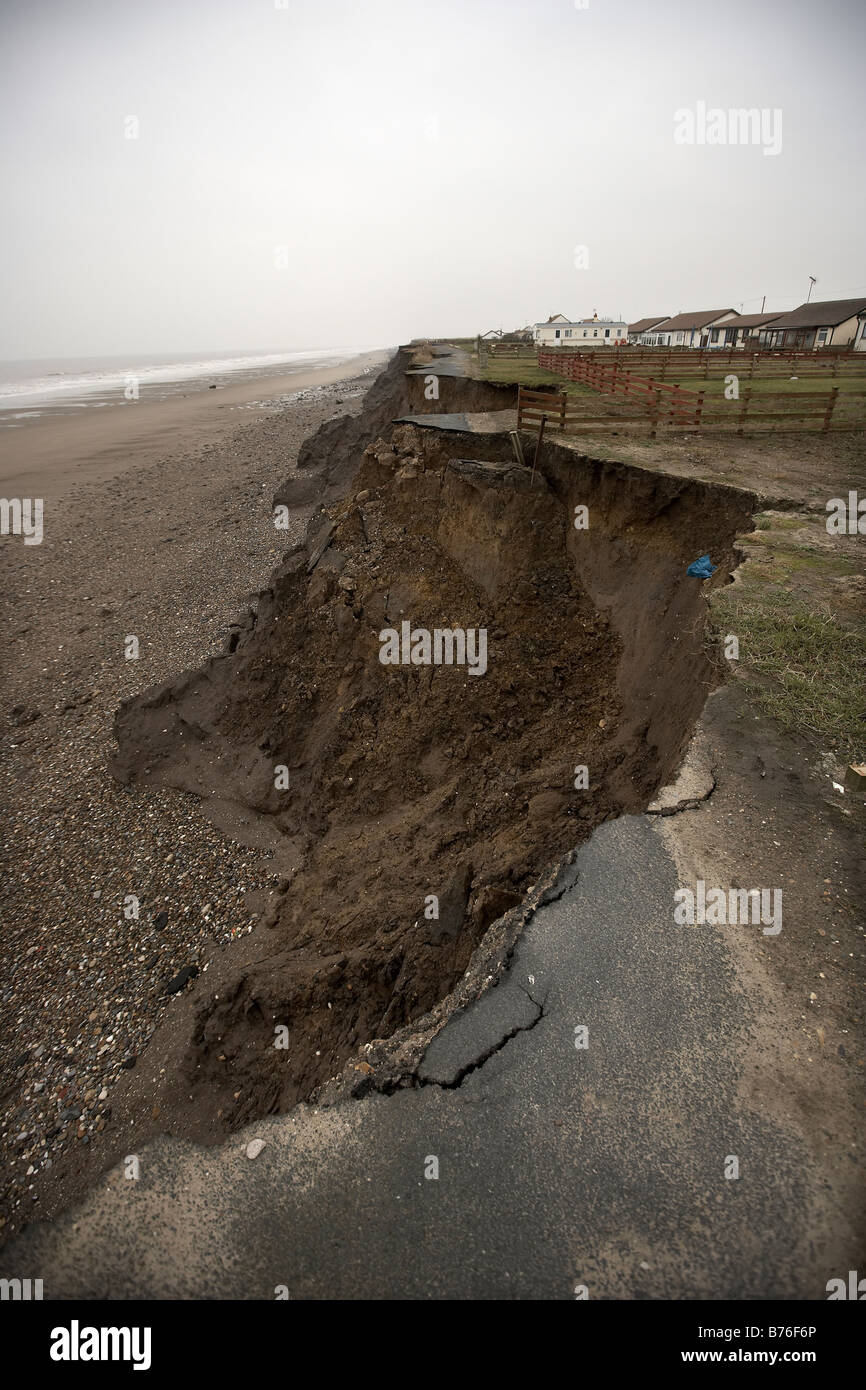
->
[[534, 314, 628, 347], [531, 313, 570, 343]]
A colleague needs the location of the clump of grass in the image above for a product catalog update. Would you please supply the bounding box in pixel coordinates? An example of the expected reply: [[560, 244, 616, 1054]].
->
[[711, 588, 866, 751]]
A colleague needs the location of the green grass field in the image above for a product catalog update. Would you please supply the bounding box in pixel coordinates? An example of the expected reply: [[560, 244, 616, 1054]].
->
[[469, 345, 866, 423], [710, 521, 866, 753]]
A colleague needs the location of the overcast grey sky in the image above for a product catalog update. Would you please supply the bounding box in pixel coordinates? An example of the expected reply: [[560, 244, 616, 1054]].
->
[[2, 0, 864, 357]]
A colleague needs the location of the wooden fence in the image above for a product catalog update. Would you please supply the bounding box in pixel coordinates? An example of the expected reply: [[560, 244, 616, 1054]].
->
[[523, 357, 863, 436], [538, 345, 866, 381], [477, 337, 536, 368], [517, 384, 702, 436]]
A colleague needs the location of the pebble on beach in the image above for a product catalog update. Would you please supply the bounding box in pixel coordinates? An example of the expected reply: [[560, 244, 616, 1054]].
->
[[0, 367, 380, 1236]]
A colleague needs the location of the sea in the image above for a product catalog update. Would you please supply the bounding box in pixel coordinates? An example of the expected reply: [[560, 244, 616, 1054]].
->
[[0, 347, 380, 427]]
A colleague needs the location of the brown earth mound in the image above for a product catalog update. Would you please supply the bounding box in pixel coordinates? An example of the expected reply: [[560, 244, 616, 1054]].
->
[[109, 355, 756, 1135], [111, 425, 625, 1120]]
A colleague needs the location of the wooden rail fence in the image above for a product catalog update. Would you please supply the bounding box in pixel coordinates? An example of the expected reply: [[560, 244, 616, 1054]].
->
[[524, 354, 863, 436], [539, 346, 866, 380]]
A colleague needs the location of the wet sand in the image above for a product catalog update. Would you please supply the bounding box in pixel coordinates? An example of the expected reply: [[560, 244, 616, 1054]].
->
[[0, 350, 390, 501]]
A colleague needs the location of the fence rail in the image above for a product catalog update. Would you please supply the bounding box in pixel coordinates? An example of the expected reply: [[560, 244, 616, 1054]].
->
[[476, 337, 537, 367], [538, 345, 866, 380], [522, 357, 864, 436]]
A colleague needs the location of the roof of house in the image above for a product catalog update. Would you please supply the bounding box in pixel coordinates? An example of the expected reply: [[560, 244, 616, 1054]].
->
[[655, 309, 739, 332], [726, 312, 784, 329], [628, 316, 670, 334], [546, 313, 570, 322], [762, 298, 866, 329], [536, 319, 627, 329]]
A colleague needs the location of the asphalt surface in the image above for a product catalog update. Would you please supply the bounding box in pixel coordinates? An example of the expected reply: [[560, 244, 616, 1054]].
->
[[1, 813, 836, 1299]]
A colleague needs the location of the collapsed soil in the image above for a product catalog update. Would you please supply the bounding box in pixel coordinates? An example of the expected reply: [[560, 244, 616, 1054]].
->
[[7, 347, 759, 1223], [110, 425, 628, 1122], [101, 347, 756, 1140]]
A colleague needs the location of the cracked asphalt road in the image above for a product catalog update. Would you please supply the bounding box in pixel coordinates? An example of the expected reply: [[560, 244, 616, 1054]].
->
[[2, 805, 855, 1300]]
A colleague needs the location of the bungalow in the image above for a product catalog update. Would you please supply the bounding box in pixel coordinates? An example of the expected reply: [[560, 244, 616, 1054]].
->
[[716, 311, 783, 349], [534, 314, 629, 347], [627, 316, 671, 345], [647, 309, 740, 349], [760, 298, 866, 351], [532, 313, 570, 343]]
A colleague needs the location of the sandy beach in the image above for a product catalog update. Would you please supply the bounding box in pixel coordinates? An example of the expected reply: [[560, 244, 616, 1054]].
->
[[0, 351, 389, 501], [0, 348, 389, 1237]]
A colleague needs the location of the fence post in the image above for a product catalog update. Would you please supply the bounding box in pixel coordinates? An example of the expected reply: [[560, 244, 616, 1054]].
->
[[694, 388, 705, 433], [649, 389, 660, 439], [737, 386, 751, 436], [823, 387, 839, 432]]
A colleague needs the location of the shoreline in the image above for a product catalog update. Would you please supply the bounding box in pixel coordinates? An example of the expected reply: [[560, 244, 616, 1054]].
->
[[0, 349, 390, 501]]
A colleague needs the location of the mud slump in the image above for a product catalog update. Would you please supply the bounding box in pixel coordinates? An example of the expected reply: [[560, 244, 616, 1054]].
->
[[111, 351, 755, 1131]]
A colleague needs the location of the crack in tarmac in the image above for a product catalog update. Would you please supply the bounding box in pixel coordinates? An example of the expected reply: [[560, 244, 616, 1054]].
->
[[416, 987, 546, 1091]]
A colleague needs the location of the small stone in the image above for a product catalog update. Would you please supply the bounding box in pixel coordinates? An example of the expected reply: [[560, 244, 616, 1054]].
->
[[246, 1139, 266, 1160], [164, 964, 199, 995]]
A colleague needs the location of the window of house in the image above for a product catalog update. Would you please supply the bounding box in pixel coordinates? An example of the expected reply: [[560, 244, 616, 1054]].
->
[[555, 329, 560, 338], [565, 329, 571, 337], [817, 329, 828, 345], [604, 328, 610, 337], [593, 329, 598, 337], [583, 330, 588, 337]]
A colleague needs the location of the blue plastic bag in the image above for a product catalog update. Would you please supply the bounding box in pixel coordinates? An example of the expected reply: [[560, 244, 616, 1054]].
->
[[687, 555, 716, 579]]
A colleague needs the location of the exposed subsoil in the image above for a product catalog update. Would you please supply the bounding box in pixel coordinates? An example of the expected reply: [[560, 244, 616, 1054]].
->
[[101, 348, 756, 1140]]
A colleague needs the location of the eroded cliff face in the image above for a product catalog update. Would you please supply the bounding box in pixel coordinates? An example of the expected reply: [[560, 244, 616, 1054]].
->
[[109, 354, 755, 1133]]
